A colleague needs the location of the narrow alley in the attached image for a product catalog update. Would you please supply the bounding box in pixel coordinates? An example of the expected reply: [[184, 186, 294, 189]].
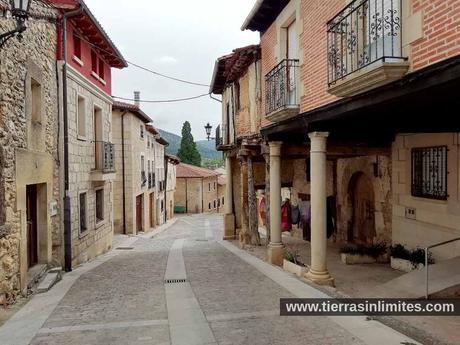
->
[[0, 214, 419, 345]]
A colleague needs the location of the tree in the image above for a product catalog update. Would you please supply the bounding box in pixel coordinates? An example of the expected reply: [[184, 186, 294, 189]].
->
[[177, 121, 202, 166]]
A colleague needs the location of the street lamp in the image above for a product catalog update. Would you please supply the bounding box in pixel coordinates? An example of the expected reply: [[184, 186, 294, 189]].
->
[[0, 0, 32, 49], [204, 122, 213, 141]]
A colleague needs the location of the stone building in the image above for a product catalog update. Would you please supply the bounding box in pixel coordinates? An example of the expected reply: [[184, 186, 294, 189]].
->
[[112, 100, 154, 235], [211, 45, 263, 243], [112, 98, 174, 234], [50, 0, 127, 268], [0, 0, 61, 301], [212, 0, 460, 286], [165, 154, 180, 220], [151, 128, 169, 225], [175, 163, 220, 214]]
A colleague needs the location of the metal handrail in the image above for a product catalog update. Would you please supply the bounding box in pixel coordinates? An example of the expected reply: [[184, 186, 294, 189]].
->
[[425, 237, 460, 299]]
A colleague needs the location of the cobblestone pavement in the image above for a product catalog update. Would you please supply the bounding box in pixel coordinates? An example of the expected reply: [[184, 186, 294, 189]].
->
[[0, 214, 420, 345]]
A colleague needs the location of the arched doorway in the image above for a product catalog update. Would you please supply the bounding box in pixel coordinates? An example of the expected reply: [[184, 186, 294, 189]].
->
[[348, 172, 375, 244]]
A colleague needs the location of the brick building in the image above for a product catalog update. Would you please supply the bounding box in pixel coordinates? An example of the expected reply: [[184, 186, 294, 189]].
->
[[212, 0, 460, 286]]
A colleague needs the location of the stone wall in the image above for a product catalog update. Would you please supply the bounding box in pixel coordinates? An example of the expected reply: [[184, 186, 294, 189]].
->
[[336, 156, 392, 244], [203, 176, 219, 213], [66, 66, 114, 267], [392, 133, 460, 260], [0, 1, 61, 300]]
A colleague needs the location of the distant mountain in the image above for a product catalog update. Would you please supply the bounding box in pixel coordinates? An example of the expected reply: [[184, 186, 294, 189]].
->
[[158, 129, 221, 161]]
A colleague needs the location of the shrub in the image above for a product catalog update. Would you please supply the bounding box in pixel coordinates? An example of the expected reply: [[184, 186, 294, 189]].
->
[[390, 244, 435, 266], [366, 242, 388, 259], [390, 244, 411, 261], [340, 242, 388, 259]]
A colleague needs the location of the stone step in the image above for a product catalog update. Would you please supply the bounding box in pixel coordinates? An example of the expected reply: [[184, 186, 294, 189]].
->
[[36, 270, 62, 294]]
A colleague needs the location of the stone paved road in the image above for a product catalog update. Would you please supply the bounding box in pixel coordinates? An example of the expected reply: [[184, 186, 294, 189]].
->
[[0, 214, 420, 345]]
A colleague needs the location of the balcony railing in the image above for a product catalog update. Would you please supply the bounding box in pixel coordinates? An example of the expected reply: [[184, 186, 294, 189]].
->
[[215, 125, 223, 149], [327, 0, 406, 86], [141, 171, 147, 187], [94, 141, 115, 173], [148, 172, 152, 189], [265, 59, 300, 117]]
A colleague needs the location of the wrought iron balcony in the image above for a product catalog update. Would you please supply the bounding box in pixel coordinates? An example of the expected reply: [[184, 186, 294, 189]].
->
[[141, 171, 147, 187], [94, 141, 115, 173], [265, 59, 300, 121], [327, 0, 408, 95], [215, 124, 232, 151], [215, 125, 223, 149]]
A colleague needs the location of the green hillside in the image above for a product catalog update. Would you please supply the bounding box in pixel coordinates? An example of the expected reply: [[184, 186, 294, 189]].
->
[[158, 129, 222, 161]]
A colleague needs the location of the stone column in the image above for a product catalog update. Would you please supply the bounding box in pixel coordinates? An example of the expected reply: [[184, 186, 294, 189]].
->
[[306, 132, 334, 286], [239, 157, 249, 243], [223, 156, 235, 240], [267, 141, 284, 265]]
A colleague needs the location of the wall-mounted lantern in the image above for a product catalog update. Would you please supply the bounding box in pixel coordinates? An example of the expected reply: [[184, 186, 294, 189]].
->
[[0, 0, 32, 49], [204, 122, 213, 141]]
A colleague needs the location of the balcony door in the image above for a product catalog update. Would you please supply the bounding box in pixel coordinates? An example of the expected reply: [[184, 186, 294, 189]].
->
[[93, 107, 103, 170], [286, 21, 298, 105]]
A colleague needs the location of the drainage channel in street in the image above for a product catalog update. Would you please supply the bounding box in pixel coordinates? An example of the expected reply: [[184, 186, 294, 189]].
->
[[164, 238, 217, 345]]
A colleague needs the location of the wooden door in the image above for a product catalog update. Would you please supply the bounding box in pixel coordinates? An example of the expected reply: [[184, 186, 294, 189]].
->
[[150, 193, 155, 228], [26, 185, 38, 268], [136, 195, 143, 233], [352, 173, 376, 244]]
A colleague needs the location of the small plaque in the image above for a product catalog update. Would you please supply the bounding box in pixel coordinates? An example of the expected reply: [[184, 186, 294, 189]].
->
[[50, 201, 58, 217]]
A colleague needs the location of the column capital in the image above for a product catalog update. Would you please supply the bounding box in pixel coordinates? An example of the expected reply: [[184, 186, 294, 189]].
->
[[309, 132, 329, 153], [308, 131, 329, 140], [269, 141, 282, 156]]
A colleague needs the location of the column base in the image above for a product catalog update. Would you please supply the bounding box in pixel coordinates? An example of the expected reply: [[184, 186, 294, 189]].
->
[[223, 214, 236, 240], [267, 243, 285, 266], [305, 268, 335, 287]]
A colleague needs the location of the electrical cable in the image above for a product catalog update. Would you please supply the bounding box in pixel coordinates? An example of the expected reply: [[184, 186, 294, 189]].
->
[[113, 93, 211, 104]]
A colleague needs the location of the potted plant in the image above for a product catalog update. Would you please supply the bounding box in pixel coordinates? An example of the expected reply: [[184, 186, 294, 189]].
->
[[340, 242, 388, 264], [390, 244, 434, 272], [283, 249, 307, 276]]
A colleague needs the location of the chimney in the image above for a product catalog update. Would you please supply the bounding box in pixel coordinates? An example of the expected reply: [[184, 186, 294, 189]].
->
[[134, 91, 140, 107]]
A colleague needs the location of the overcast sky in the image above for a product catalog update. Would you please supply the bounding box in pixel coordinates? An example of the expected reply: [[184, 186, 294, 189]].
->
[[84, 0, 259, 140]]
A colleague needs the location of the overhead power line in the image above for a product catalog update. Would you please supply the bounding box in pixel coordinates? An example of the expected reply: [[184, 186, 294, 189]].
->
[[39, 0, 210, 87], [113, 93, 211, 103], [75, 32, 211, 87]]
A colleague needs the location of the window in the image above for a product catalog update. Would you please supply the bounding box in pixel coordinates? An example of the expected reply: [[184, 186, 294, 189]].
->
[[31, 78, 42, 122], [222, 197, 224, 205], [235, 82, 240, 111], [411, 146, 448, 200], [214, 200, 216, 209], [208, 183, 211, 191], [95, 189, 104, 223], [208, 202, 211, 210], [140, 125, 144, 138], [77, 96, 86, 137], [98, 58, 105, 80], [91, 50, 98, 73], [79, 192, 87, 233], [73, 33, 81, 60], [161, 200, 164, 212]]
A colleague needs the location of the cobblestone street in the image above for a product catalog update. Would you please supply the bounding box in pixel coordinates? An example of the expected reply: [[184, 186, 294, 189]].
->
[[0, 214, 420, 345]]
